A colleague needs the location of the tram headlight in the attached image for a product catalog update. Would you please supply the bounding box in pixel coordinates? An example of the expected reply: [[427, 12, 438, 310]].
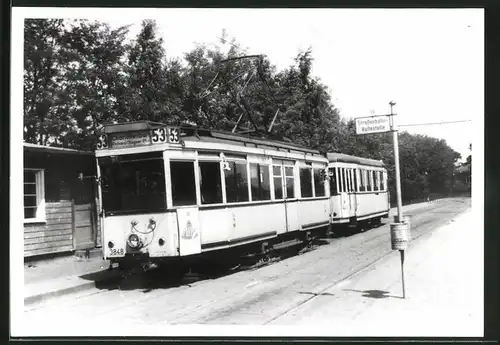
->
[[128, 234, 141, 249]]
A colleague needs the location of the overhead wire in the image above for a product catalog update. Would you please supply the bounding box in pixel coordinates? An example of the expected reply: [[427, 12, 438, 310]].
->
[[398, 120, 472, 127]]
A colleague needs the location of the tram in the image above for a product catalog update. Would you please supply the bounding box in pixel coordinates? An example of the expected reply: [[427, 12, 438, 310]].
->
[[94, 121, 389, 270], [327, 153, 390, 228]]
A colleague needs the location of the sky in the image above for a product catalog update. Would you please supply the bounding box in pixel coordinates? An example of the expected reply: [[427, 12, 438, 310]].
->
[[18, 8, 484, 161]]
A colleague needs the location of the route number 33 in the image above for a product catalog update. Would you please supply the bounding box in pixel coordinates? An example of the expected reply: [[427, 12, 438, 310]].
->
[[152, 127, 179, 144]]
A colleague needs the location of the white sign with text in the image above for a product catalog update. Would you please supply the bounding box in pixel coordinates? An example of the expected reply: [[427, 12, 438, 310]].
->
[[355, 115, 391, 134]]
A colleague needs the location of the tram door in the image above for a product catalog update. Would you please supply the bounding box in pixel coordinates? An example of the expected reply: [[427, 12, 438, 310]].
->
[[339, 168, 349, 218], [340, 168, 356, 219], [274, 162, 298, 233], [169, 159, 202, 257], [283, 163, 299, 232], [348, 169, 358, 217]]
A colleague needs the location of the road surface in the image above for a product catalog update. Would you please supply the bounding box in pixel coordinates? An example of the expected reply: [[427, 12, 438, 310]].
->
[[23, 197, 471, 330]]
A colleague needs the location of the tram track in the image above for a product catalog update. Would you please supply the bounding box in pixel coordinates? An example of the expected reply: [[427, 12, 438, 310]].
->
[[23, 198, 470, 325], [263, 199, 469, 324], [142, 198, 470, 324]]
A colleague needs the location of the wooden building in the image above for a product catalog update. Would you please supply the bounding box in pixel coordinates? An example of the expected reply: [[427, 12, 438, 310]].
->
[[23, 143, 101, 258]]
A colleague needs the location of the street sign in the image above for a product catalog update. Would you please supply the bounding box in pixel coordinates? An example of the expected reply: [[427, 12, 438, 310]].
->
[[355, 115, 391, 134]]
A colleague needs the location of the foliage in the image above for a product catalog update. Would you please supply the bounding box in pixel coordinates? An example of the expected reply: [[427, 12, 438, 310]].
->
[[23, 18, 463, 203]]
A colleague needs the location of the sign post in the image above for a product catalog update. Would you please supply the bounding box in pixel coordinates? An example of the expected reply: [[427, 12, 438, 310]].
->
[[355, 101, 410, 299], [389, 101, 404, 223]]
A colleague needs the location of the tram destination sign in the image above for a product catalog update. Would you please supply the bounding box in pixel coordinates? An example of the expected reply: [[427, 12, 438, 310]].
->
[[110, 131, 151, 149], [97, 126, 181, 150], [355, 115, 391, 135]]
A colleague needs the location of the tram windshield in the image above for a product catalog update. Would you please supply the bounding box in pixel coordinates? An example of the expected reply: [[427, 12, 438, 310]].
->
[[98, 152, 167, 215]]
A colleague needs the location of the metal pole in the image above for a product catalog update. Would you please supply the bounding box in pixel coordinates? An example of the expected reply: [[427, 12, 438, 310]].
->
[[400, 249, 406, 298], [390, 101, 403, 223]]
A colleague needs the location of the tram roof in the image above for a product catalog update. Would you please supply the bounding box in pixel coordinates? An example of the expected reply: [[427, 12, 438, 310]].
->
[[103, 121, 323, 156], [326, 152, 385, 168], [195, 130, 322, 155]]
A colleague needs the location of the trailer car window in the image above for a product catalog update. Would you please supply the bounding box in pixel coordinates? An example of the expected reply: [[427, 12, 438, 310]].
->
[[225, 162, 249, 203], [199, 161, 222, 205], [367, 170, 373, 191], [358, 170, 364, 192], [337, 169, 342, 193], [348, 169, 353, 192], [381, 171, 386, 191], [250, 163, 271, 201], [342, 169, 347, 193], [344, 169, 349, 193], [354, 170, 358, 192]]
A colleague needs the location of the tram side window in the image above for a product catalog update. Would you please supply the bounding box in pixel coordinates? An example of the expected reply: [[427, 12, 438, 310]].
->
[[285, 166, 295, 198], [367, 170, 373, 191], [381, 171, 386, 191], [353, 169, 358, 192], [358, 169, 365, 192], [337, 169, 343, 193], [348, 169, 354, 192], [199, 161, 222, 205], [342, 169, 348, 193], [250, 163, 271, 201], [373, 171, 379, 191], [273, 165, 283, 200], [225, 161, 249, 203], [344, 169, 350, 192], [329, 168, 338, 195], [313, 168, 326, 197], [300, 167, 313, 198], [170, 161, 197, 206]]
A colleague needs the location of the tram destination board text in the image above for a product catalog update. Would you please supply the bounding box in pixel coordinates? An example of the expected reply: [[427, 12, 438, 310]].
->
[[110, 131, 151, 149]]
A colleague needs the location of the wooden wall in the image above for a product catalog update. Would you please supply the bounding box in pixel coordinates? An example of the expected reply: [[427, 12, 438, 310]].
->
[[24, 149, 100, 258], [24, 201, 74, 257]]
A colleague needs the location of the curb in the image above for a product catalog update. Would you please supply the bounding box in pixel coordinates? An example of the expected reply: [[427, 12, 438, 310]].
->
[[24, 269, 122, 307]]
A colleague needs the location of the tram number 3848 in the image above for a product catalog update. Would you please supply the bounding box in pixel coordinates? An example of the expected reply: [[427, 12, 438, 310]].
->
[[152, 127, 180, 144]]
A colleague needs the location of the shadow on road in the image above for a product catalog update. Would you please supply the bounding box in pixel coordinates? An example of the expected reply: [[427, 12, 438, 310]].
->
[[298, 291, 335, 297], [79, 258, 271, 293], [79, 267, 207, 293], [330, 220, 387, 239], [77, 220, 392, 294], [344, 288, 403, 299]]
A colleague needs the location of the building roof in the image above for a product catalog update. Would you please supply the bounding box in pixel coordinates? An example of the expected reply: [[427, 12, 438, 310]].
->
[[23, 143, 94, 156], [326, 152, 385, 168]]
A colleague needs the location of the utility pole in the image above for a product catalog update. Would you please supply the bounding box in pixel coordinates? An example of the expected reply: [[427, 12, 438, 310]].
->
[[355, 100, 410, 299], [390, 101, 403, 223]]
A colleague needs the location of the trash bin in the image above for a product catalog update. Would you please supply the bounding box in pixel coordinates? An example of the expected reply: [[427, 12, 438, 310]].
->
[[390, 222, 410, 250]]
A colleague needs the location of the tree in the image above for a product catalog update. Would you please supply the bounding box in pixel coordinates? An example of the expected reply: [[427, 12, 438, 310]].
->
[[58, 20, 130, 149], [24, 19, 66, 145], [124, 20, 178, 124]]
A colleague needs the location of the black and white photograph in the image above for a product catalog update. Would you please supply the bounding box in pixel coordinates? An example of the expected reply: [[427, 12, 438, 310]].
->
[[10, 7, 483, 337]]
